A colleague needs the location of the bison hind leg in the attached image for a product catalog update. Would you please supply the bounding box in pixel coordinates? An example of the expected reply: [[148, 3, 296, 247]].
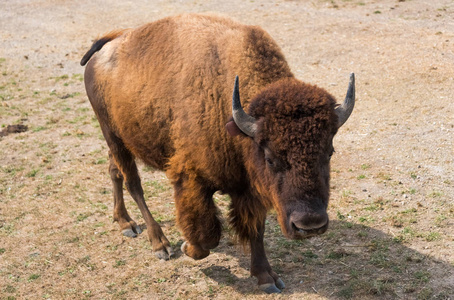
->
[[104, 131, 173, 260], [109, 152, 143, 238]]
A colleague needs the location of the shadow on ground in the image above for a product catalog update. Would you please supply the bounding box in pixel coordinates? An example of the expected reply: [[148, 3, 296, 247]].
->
[[201, 220, 453, 299]]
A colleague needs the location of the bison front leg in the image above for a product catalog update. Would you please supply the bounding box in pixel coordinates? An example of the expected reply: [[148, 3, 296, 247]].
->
[[230, 194, 285, 293], [173, 174, 222, 260], [250, 218, 285, 294]]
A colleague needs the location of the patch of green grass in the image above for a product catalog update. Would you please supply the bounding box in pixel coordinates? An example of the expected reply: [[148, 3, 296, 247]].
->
[[370, 278, 394, 296], [67, 115, 87, 124], [53, 74, 69, 82], [424, 232, 440, 242], [357, 230, 368, 238], [389, 215, 404, 228], [95, 158, 107, 165], [76, 213, 91, 222], [401, 208, 417, 214], [26, 168, 39, 178], [39, 141, 57, 150], [336, 284, 354, 298], [303, 250, 318, 259], [113, 259, 126, 268], [0, 248, 6, 254], [343, 222, 354, 228], [77, 107, 90, 113], [99, 187, 110, 195], [142, 165, 155, 172], [337, 211, 346, 220], [414, 270, 430, 283], [1, 223, 16, 235], [0, 93, 13, 101], [326, 250, 346, 260], [72, 73, 84, 81], [370, 251, 389, 268], [4, 285, 16, 294], [364, 203, 382, 211], [403, 188, 417, 195], [358, 216, 374, 223], [1, 166, 25, 176], [341, 189, 353, 198], [357, 174, 366, 180], [417, 288, 433, 299], [145, 180, 172, 197], [360, 164, 371, 170], [64, 92, 81, 98], [402, 227, 414, 234], [427, 190, 443, 198], [435, 214, 447, 226], [33, 126, 46, 132], [28, 274, 41, 282], [93, 202, 108, 211], [46, 115, 61, 124], [377, 172, 391, 181], [276, 238, 305, 249]]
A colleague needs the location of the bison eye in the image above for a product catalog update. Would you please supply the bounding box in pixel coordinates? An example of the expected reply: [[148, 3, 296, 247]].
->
[[265, 157, 274, 167]]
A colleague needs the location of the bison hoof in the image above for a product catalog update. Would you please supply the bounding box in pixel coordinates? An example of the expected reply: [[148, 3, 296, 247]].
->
[[121, 221, 142, 237], [121, 224, 142, 238], [259, 278, 285, 294], [181, 241, 210, 260], [260, 283, 282, 294], [122, 229, 137, 238], [154, 247, 174, 261], [276, 278, 285, 290]]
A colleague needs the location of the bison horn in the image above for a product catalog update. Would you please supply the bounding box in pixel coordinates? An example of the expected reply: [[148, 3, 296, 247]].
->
[[335, 73, 355, 128], [232, 76, 257, 137]]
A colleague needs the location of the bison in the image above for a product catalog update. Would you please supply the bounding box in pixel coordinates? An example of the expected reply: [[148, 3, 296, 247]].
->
[[80, 13, 355, 293]]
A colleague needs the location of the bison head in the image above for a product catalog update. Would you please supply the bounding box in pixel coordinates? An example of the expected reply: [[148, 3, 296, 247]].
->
[[228, 74, 355, 239]]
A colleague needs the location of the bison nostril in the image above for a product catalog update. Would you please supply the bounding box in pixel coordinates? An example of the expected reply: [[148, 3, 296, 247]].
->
[[290, 211, 328, 231]]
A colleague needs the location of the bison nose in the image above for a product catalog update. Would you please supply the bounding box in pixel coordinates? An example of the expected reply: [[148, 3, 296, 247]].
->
[[289, 211, 328, 232]]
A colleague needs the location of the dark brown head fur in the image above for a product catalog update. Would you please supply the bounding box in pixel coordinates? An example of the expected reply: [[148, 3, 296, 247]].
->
[[245, 79, 339, 238]]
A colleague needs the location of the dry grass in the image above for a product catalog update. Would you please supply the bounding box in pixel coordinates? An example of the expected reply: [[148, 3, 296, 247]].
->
[[1, 0, 453, 299]]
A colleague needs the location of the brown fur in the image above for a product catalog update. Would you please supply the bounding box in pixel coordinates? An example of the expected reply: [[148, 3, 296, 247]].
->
[[81, 13, 341, 291]]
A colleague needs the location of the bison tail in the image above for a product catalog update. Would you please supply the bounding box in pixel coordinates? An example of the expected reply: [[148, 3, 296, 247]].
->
[[80, 29, 127, 66]]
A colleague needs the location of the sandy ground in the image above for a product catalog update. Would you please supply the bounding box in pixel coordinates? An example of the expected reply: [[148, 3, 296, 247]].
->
[[0, 0, 453, 299]]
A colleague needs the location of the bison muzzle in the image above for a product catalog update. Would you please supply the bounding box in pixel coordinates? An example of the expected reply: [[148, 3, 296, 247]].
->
[[80, 13, 355, 294]]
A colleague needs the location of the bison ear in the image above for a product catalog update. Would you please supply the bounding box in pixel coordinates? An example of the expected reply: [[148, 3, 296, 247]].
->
[[225, 120, 242, 137]]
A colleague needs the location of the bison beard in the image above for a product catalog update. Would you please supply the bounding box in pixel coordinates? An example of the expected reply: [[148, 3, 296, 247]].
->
[[80, 13, 355, 294]]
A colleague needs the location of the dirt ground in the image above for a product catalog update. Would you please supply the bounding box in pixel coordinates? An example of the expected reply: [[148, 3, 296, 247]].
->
[[1, 0, 453, 299]]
